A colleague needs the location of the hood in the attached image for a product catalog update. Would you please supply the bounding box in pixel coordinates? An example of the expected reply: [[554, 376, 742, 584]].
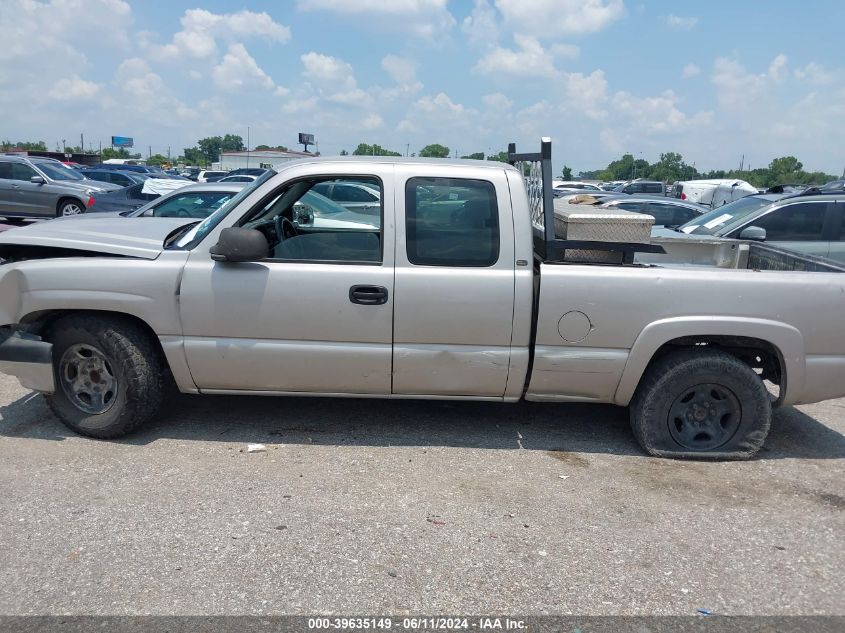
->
[[0, 217, 196, 259], [58, 180, 122, 193]]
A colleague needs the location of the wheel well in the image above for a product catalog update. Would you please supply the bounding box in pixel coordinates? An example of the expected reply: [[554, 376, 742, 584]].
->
[[56, 196, 85, 212], [21, 309, 169, 371], [645, 335, 785, 405]]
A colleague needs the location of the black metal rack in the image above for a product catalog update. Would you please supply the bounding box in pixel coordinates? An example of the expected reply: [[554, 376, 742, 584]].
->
[[508, 138, 665, 264]]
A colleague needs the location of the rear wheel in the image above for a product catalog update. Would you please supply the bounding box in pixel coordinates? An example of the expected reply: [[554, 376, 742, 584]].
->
[[44, 315, 164, 438], [630, 349, 771, 460], [57, 198, 85, 217]]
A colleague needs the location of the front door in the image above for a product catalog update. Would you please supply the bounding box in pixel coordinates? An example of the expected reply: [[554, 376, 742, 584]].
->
[[391, 167, 515, 397], [179, 168, 395, 394]]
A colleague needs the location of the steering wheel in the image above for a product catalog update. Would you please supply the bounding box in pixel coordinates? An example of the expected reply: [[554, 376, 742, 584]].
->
[[274, 216, 298, 243]]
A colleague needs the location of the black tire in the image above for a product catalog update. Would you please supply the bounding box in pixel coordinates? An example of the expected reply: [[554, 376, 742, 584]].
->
[[630, 349, 771, 460], [56, 198, 85, 217], [44, 314, 164, 438]]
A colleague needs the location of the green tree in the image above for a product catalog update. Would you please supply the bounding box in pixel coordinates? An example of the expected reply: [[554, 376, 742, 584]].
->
[[561, 165, 573, 180], [146, 153, 169, 166], [1, 140, 48, 151], [486, 151, 510, 163], [182, 147, 206, 166], [352, 143, 401, 156], [461, 152, 485, 160], [339, 149, 349, 156], [419, 143, 450, 158], [254, 144, 271, 150], [101, 147, 141, 160]]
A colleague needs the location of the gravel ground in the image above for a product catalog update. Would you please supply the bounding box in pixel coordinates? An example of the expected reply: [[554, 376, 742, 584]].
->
[[0, 375, 842, 616]]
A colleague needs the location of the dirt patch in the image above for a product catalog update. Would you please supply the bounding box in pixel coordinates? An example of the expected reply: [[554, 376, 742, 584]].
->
[[546, 450, 590, 467]]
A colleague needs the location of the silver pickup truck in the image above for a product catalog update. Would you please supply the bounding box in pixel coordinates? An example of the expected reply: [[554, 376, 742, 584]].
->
[[0, 139, 843, 460]]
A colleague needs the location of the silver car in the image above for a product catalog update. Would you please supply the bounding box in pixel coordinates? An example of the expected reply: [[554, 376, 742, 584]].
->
[[0, 155, 120, 219], [661, 192, 845, 262]]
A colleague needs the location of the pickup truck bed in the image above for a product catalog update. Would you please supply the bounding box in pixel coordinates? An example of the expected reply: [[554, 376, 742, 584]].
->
[[0, 140, 842, 460]]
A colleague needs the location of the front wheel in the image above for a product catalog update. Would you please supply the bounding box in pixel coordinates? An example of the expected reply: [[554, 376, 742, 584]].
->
[[630, 349, 771, 460], [57, 199, 85, 217], [44, 315, 164, 438]]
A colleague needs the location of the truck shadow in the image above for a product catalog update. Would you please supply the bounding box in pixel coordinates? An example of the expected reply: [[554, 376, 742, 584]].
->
[[0, 391, 843, 460]]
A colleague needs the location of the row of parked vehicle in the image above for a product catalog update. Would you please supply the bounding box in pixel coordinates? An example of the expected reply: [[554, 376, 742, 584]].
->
[[0, 154, 275, 220]]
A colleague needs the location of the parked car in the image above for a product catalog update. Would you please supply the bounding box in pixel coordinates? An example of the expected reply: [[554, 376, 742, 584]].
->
[[0, 149, 843, 462], [673, 179, 758, 208], [126, 183, 246, 218], [197, 170, 227, 183], [613, 179, 666, 196], [552, 181, 602, 192], [81, 169, 149, 188], [311, 180, 381, 215], [660, 192, 845, 261], [227, 168, 271, 177], [599, 196, 708, 228], [218, 174, 258, 183], [0, 155, 119, 219], [87, 179, 192, 214]]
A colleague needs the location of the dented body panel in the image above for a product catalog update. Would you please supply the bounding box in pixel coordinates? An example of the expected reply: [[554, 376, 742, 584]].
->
[[0, 156, 842, 412]]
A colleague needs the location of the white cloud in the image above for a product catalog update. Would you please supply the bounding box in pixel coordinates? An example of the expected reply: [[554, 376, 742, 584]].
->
[[564, 70, 609, 120], [301, 51, 356, 88], [664, 14, 698, 31], [682, 63, 701, 79], [494, 0, 625, 37], [155, 9, 290, 59], [550, 43, 580, 59], [474, 34, 558, 78], [482, 92, 513, 110], [211, 44, 275, 92], [381, 55, 418, 85], [273, 85, 290, 97], [711, 54, 788, 110], [297, 0, 455, 39], [794, 62, 838, 85], [47, 76, 101, 101], [361, 114, 384, 130], [768, 53, 789, 82], [462, 0, 500, 47]]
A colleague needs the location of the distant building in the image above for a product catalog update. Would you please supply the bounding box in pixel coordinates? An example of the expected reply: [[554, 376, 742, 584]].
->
[[217, 150, 316, 171]]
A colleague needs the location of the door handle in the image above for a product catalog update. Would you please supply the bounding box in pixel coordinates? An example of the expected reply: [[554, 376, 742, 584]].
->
[[349, 285, 388, 305]]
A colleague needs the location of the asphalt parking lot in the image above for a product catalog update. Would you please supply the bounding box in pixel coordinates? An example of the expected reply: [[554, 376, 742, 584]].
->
[[0, 375, 842, 616]]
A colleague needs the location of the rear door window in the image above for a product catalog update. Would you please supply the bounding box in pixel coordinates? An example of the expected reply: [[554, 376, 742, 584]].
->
[[11, 164, 36, 181], [644, 183, 663, 194], [405, 177, 499, 267]]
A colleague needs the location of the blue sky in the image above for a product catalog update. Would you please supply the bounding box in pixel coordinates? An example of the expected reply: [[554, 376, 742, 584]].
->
[[2, 0, 843, 174]]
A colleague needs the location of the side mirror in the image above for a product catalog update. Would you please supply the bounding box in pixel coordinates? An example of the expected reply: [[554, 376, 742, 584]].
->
[[209, 227, 269, 262], [30, 176, 45, 185], [739, 226, 767, 241]]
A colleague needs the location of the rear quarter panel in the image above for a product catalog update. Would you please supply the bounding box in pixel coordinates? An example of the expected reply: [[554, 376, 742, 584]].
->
[[529, 263, 845, 406]]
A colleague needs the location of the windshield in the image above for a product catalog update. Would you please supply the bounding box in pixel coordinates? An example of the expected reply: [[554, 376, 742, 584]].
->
[[680, 196, 777, 235], [173, 169, 276, 248], [36, 162, 84, 181]]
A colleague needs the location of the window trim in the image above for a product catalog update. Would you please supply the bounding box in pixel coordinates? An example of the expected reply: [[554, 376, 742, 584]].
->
[[238, 173, 386, 266], [404, 176, 501, 268]]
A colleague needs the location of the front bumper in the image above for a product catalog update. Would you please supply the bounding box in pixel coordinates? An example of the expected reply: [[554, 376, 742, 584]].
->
[[0, 330, 55, 393]]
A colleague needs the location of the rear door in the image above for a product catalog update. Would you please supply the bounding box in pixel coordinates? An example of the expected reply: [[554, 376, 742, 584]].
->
[[392, 166, 515, 397], [10, 163, 52, 216], [0, 161, 19, 214]]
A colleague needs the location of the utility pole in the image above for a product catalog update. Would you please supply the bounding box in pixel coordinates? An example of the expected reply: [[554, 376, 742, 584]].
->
[[80, 133, 84, 155], [739, 154, 744, 172], [246, 126, 250, 169], [406, 143, 409, 157], [167, 146, 170, 163], [148, 146, 152, 160], [61, 138, 66, 154]]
